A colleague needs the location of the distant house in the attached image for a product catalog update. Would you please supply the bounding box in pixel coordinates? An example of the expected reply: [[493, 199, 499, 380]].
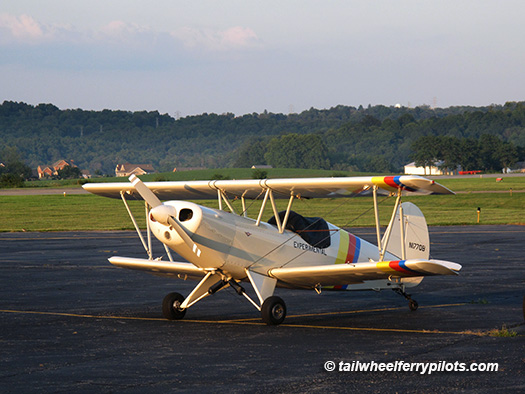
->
[[115, 163, 155, 177], [53, 159, 75, 172], [404, 161, 454, 176], [37, 166, 54, 179], [251, 165, 273, 169], [37, 160, 77, 179]]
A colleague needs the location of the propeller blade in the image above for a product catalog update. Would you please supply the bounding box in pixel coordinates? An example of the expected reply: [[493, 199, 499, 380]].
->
[[129, 174, 162, 208], [166, 216, 202, 258], [129, 174, 201, 257]]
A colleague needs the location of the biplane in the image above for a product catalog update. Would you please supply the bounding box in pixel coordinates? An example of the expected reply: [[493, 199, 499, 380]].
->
[[83, 175, 461, 325]]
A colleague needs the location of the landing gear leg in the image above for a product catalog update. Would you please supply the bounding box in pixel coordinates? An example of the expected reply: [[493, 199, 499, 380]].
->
[[393, 287, 418, 311]]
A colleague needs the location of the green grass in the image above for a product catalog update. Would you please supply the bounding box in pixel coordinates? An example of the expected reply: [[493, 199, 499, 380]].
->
[[436, 176, 525, 192], [0, 195, 144, 232], [1, 191, 523, 232], [488, 325, 518, 337], [4, 169, 525, 231]]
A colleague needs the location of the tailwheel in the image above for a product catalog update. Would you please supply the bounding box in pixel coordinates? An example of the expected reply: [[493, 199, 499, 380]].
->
[[393, 287, 418, 312], [261, 296, 286, 326], [162, 292, 186, 320]]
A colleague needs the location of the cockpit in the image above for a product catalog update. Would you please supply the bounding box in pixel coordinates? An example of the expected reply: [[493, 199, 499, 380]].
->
[[268, 210, 331, 249]]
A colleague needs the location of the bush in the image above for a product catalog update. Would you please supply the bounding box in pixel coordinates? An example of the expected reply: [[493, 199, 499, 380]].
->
[[0, 173, 24, 188], [251, 169, 267, 179]]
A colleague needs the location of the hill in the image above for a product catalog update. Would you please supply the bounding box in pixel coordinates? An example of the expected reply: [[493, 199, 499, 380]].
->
[[0, 101, 524, 174]]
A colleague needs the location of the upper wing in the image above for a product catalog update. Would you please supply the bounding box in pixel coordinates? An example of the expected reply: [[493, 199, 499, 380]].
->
[[267, 259, 462, 288], [108, 256, 205, 280], [83, 175, 453, 200]]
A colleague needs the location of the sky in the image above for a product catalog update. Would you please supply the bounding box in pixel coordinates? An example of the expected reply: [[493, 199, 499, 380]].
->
[[1, 0, 524, 117]]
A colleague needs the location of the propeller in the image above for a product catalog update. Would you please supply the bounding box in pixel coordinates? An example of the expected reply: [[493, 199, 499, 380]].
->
[[129, 174, 201, 257], [129, 174, 162, 208]]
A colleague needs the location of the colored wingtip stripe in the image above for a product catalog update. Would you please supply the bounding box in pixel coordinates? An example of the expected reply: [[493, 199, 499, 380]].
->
[[390, 260, 420, 275], [393, 176, 417, 192], [376, 260, 421, 276], [384, 176, 399, 189]]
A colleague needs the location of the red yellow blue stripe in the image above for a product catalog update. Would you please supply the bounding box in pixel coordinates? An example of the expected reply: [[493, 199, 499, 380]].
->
[[371, 176, 417, 192], [377, 260, 420, 276], [333, 231, 362, 289], [334, 231, 361, 265]]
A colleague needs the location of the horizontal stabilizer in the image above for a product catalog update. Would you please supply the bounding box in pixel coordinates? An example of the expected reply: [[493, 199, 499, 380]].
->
[[108, 256, 205, 279], [268, 259, 461, 288]]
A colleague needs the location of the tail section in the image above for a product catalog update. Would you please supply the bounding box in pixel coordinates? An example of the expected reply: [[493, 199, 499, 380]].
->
[[381, 202, 430, 260]]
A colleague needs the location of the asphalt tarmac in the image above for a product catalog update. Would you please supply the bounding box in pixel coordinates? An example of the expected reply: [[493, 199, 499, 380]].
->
[[1, 226, 524, 393]]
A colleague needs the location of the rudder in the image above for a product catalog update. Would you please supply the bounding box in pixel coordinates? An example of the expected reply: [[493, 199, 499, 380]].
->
[[381, 202, 430, 260]]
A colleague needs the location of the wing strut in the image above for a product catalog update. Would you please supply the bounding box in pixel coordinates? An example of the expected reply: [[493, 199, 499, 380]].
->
[[268, 190, 282, 232], [372, 185, 381, 254], [380, 189, 403, 260], [256, 189, 271, 226], [280, 194, 295, 234], [254, 188, 296, 233], [218, 189, 236, 214], [120, 191, 152, 259]]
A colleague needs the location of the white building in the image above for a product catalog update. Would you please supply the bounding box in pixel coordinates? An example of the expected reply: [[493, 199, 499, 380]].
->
[[404, 161, 452, 176]]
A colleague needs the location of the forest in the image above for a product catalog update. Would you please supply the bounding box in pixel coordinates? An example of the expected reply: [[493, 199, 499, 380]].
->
[[0, 100, 524, 175]]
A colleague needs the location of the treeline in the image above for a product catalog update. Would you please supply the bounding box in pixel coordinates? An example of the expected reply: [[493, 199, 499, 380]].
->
[[0, 101, 524, 174], [411, 135, 518, 173], [0, 147, 32, 187], [235, 105, 525, 172]]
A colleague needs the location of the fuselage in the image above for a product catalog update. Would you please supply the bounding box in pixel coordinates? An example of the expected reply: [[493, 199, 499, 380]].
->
[[149, 200, 398, 286]]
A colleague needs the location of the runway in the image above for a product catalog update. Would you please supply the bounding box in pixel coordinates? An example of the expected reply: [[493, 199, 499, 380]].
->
[[1, 226, 524, 392]]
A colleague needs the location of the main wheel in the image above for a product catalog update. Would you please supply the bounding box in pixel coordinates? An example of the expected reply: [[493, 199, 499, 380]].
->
[[261, 296, 286, 325], [162, 292, 186, 320], [409, 299, 418, 311]]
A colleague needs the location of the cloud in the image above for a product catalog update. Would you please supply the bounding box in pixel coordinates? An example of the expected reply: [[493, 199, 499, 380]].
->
[[0, 13, 44, 41], [172, 26, 259, 51], [0, 13, 80, 44], [97, 20, 154, 43], [0, 13, 259, 53]]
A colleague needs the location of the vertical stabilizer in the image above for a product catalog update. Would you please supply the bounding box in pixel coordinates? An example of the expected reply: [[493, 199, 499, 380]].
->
[[381, 202, 430, 260]]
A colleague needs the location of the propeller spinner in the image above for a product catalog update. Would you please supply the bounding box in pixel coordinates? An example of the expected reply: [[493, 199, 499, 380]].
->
[[129, 174, 201, 257]]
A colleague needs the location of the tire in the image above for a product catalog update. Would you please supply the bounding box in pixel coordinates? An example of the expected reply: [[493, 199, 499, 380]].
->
[[261, 296, 286, 325], [162, 292, 186, 320], [409, 299, 419, 311]]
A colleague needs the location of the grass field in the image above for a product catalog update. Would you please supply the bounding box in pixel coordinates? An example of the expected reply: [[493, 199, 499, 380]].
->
[[2, 169, 524, 231], [433, 176, 525, 193], [0, 188, 523, 232]]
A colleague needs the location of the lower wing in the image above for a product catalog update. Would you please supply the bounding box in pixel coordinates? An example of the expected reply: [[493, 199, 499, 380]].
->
[[267, 259, 461, 288], [108, 256, 205, 280]]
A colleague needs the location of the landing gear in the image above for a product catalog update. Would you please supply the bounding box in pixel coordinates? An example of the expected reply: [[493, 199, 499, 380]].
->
[[393, 287, 418, 311], [162, 292, 186, 320], [408, 298, 419, 311], [261, 296, 287, 325]]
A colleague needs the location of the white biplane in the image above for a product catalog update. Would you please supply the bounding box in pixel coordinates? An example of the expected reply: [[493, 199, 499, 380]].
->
[[83, 175, 461, 325]]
